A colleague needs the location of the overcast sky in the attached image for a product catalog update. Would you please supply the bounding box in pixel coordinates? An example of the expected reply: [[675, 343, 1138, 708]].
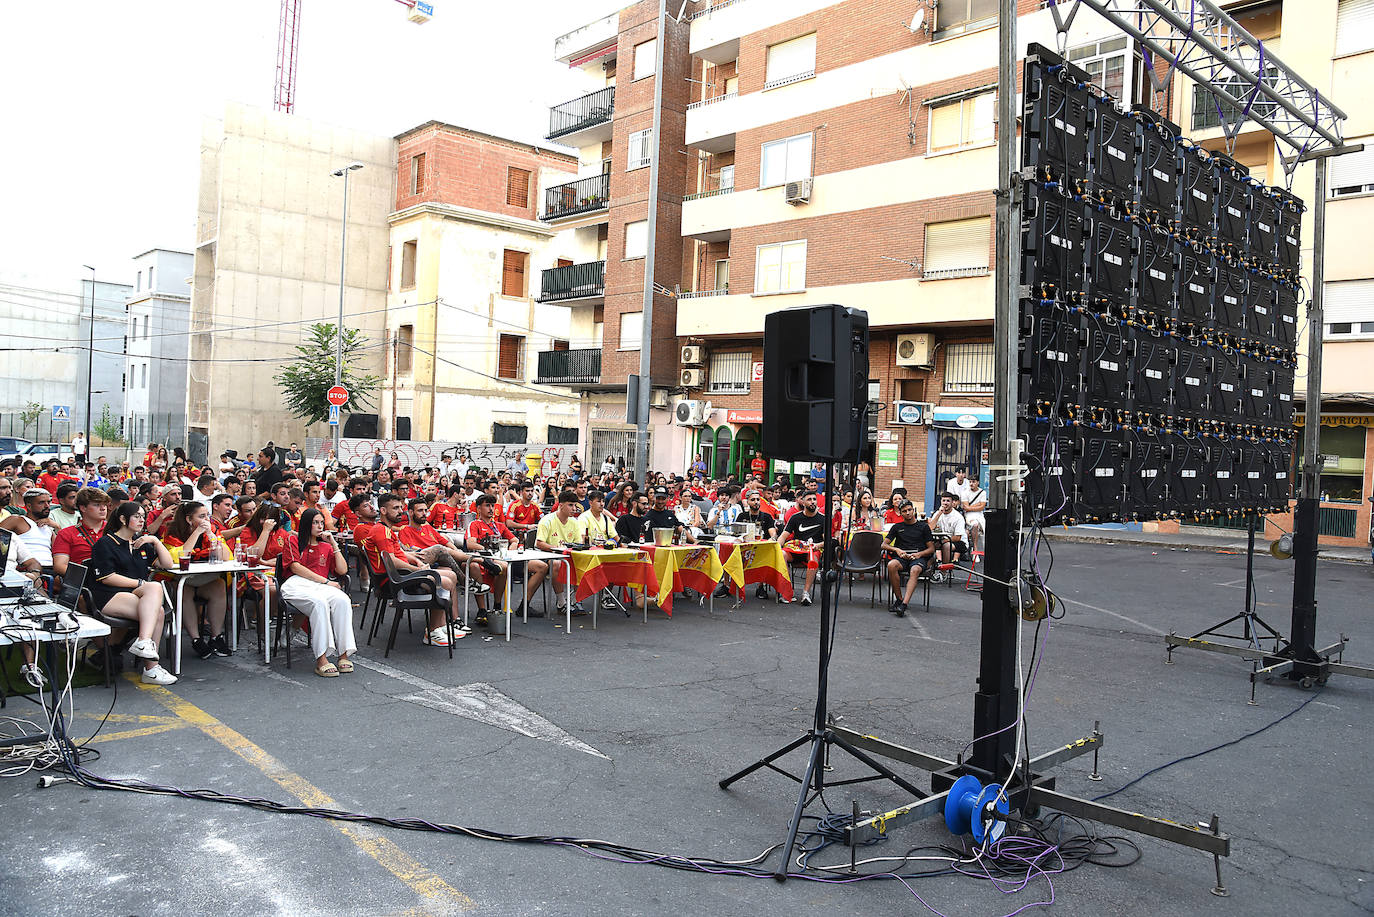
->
[[0, 0, 614, 295]]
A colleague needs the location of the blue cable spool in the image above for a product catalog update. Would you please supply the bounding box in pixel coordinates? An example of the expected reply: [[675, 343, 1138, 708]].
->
[[944, 775, 1010, 845]]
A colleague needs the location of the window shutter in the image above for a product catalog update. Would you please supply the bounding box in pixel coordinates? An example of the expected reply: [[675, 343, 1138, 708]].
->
[[766, 33, 816, 84], [1329, 142, 1374, 192], [1337, 0, 1374, 56], [502, 250, 526, 297], [553, 339, 570, 351], [1324, 280, 1374, 325], [498, 334, 523, 379], [929, 101, 963, 152], [924, 217, 991, 274], [506, 167, 530, 207]]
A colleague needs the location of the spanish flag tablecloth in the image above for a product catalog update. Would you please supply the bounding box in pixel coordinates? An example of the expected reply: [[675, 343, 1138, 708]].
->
[[568, 548, 659, 606], [717, 540, 793, 601], [640, 544, 731, 615]]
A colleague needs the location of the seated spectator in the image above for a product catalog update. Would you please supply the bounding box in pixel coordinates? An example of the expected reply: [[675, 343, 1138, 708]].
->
[[145, 485, 182, 537], [49, 481, 81, 529], [928, 492, 968, 569], [369, 493, 467, 647], [302, 479, 334, 531], [51, 487, 110, 577], [536, 491, 585, 552], [88, 501, 178, 685], [506, 482, 541, 536], [1, 488, 56, 570], [577, 490, 616, 544], [193, 473, 218, 506], [427, 485, 466, 530], [280, 507, 354, 677], [883, 487, 908, 525], [162, 500, 233, 659], [644, 487, 694, 544], [470, 493, 547, 618], [615, 491, 650, 545], [883, 501, 935, 617]]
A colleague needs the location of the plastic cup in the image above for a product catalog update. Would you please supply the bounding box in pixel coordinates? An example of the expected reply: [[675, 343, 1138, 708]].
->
[[178, 555, 191, 571]]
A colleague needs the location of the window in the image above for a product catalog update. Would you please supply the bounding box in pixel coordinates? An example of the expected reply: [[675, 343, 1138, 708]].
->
[[1324, 280, 1374, 338], [1191, 68, 1277, 131], [1068, 36, 1131, 103], [135, 271, 141, 292], [619, 311, 643, 350], [714, 259, 729, 292], [547, 425, 579, 444], [944, 343, 995, 392], [147, 266, 154, 290], [498, 333, 525, 379], [1336, 0, 1374, 56], [501, 249, 528, 297], [898, 378, 926, 402], [707, 352, 752, 394], [387, 245, 392, 292], [400, 240, 417, 290], [1330, 143, 1374, 198], [719, 164, 734, 191], [411, 153, 425, 195], [754, 240, 807, 294], [923, 217, 991, 278], [765, 33, 816, 88], [633, 37, 657, 80], [506, 167, 531, 208], [935, 0, 997, 37], [624, 220, 648, 259], [627, 128, 653, 170], [760, 133, 813, 187], [396, 325, 414, 374], [928, 91, 995, 153], [724, 76, 739, 94], [552, 339, 570, 351], [492, 423, 528, 444]]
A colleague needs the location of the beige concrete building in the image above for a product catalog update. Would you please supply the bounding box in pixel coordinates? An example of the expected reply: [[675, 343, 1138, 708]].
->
[[189, 102, 394, 459]]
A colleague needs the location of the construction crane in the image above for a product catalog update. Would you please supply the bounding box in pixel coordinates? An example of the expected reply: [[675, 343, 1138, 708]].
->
[[274, 0, 433, 114]]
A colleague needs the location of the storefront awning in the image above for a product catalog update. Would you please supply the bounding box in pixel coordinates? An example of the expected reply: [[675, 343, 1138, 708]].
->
[[931, 407, 993, 431]]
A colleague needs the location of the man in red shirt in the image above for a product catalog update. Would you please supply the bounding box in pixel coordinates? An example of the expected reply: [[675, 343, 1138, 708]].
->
[[208, 493, 234, 535], [38, 460, 64, 496], [399, 496, 489, 617], [372, 494, 468, 646], [302, 480, 335, 532], [506, 482, 541, 536], [468, 493, 547, 617], [427, 485, 465, 530], [51, 487, 110, 576], [145, 485, 183, 537]]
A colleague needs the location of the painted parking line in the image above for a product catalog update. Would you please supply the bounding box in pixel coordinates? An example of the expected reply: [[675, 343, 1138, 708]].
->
[[126, 675, 474, 914]]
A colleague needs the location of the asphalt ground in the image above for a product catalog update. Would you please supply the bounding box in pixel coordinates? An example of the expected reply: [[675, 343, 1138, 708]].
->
[[1, 542, 1371, 917]]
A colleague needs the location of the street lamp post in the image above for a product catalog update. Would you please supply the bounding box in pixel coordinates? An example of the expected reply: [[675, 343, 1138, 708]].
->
[[82, 264, 96, 449], [330, 162, 363, 464]]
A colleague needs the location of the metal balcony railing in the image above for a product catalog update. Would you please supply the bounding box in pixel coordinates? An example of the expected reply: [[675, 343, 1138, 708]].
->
[[538, 260, 605, 302], [542, 173, 611, 221], [683, 169, 735, 201], [548, 86, 615, 140], [535, 348, 601, 385]]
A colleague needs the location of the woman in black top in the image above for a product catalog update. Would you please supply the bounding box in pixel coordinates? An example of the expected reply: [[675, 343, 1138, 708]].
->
[[88, 501, 178, 685]]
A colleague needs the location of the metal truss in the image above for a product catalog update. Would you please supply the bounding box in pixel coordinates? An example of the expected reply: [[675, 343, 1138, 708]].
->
[[1048, 0, 1346, 157]]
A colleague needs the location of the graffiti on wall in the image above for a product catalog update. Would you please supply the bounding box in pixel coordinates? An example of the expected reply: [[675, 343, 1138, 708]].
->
[[305, 438, 578, 475]]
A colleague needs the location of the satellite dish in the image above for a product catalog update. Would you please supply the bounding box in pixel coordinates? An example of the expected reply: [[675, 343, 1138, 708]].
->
[[909, 6, 926, 32]]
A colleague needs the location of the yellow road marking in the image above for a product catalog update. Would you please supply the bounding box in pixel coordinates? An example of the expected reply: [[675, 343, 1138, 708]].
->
[[75, 712, 182, 725], [126, 675, 473, 913], [85, 721, 191, 744]]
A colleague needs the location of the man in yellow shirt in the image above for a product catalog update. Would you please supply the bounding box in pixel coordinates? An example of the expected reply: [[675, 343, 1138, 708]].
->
[[536, 490, 585, 615]]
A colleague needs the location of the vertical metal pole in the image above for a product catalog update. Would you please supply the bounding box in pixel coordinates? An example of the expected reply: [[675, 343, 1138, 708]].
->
[[972, 0, 1021, 779], [634, 0, 668, 484], [334, 168, 350, 461], [1288, 155, 1327, 670], [85, 268, 96, 448]]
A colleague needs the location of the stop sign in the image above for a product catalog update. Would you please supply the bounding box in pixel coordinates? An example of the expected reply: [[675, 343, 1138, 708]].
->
[[326, 385, 349, 407]]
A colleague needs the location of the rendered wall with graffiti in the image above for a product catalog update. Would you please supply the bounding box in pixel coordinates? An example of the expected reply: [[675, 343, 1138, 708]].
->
[[305, 438, 579, 475]]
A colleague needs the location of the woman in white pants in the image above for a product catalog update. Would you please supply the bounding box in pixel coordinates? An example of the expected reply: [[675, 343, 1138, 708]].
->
[[280, 508, 354, 677]]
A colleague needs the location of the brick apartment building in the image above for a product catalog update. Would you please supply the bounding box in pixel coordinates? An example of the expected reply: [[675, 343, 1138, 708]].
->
[[536, 0, 1274, 513]]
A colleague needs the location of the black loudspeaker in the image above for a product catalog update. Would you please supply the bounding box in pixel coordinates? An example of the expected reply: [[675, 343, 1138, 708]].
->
[[762, 305, 869, 462], [342, 413, 378, 438]]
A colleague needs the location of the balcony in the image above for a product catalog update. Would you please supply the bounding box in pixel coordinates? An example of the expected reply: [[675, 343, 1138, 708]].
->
[[547, 86, 615, 146], [538, 260, 605, 303], [682, 169, 734, 202], [536, 348, 601, 385], [542, 173, 610, 222]]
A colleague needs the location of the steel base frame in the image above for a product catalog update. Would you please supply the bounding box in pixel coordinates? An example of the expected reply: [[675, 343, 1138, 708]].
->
[[829, 721, 1233, 896]]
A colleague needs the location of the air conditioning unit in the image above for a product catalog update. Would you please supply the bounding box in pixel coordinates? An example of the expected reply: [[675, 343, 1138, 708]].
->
[[681, 345, 704, 365], [681, 367, 706, 387], [891, 401, 934, 425], [649, 388, 670, 408], [895, 333, 935, 367], [674, 399, 709, 426], [784, 179, 812, 205], [407, 1, 434, 23]]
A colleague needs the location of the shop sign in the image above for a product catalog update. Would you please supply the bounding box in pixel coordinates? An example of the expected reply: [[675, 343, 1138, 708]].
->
[[727, 409, 763, 424], [751, 362, 765, 382], [877, 443, 899, 467]]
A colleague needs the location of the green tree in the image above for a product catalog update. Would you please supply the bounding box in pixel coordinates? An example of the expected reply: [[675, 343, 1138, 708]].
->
[[92, 403, 126, 447], [273, 323, 381, 425], [19, 402, 42, 439]]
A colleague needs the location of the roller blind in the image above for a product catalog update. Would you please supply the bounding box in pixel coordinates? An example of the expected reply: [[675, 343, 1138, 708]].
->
[[924, 217, 991, 274], [765, 33, 816, 85], [1329, 142, 1374, 194], [502, 249, 526, 297], [1324, 280, 1374, 324], [506, 167, 530, 207], [1336, 0, 1374, 56]]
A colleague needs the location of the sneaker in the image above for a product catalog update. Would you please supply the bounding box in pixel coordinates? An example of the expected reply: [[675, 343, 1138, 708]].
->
[[20, 663, 45, 689], [601, 596, 619, 610], [467, 580, 491, 594], [896, 603, 908, 617], [452, 622, 473, 634], [141, 664, 178, 686], [191, 636, 214, 659], [888, 599, 902, 614], [754, 586, 769, 600], [128, 638, 159, 660], [422, 627, 451, 647], [712, 584, 731, 599], [930, 571, 945, 584], [799, 593, 813, 606], [211, 634, 233, 658]]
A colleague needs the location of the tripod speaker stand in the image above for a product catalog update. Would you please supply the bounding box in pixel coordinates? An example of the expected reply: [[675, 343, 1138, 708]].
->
[[717, 461, 928, 879]]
